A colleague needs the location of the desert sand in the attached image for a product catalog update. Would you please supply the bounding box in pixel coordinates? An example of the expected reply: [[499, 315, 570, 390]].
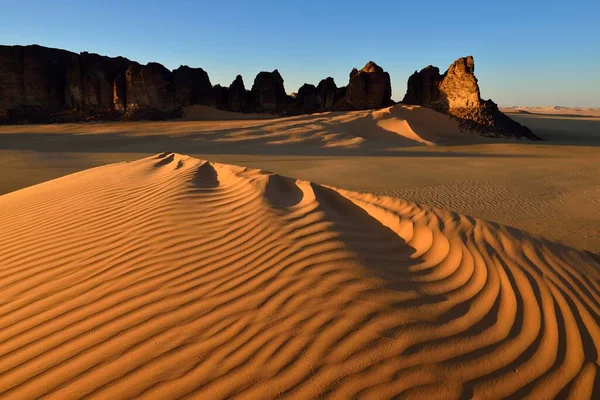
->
[[501, 106, 600, 118], [0, 152, 599, 399], [1, 104, 600, 398], [1, 104, 599, 253]]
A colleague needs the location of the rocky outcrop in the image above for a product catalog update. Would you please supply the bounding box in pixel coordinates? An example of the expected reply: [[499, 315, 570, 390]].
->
[[289, 62, 393, 114], [66, 52, 132, 111], [0, 45, 73, 122], [403, 56, 539, 140], [291, 84, 318, 114], [227, 75, 247, 112], [345, 61, 392, 110], [250, 70, 288, 113], [1, 44, 535, 140], [172, 65, 212, 106], [210, 84, 229, 110], [0, 45, 400, 123], [316, 77, 339, 111], [289, 61, 394, 115], [291, 77, 342, 114], [123, 63, 176, 112]]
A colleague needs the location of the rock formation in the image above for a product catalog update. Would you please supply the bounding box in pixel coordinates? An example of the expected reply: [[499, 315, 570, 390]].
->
[[344, 61, 393, 110], [227, 75, 247, 112], [123, 63, 176, 112], [0, 45, 73, 122], [66, 51, 132, 112], [403, 56, 539, 139], [290, 77, 342, 114], [210, 84, 229, 110], [315, 77, 339, 111], [0, 45, 398, 123], [250, 70, 288, 113], [172, 65, 212, 106], [292, 84, 319, 114], [0, 44, 537, 141]]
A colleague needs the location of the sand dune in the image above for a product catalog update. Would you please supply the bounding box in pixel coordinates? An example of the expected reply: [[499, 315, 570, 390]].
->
[[0, 104, 476, 156], [0, 104, 467, 151], [1, 153, 599, 399], [177, 104, 469, 148]]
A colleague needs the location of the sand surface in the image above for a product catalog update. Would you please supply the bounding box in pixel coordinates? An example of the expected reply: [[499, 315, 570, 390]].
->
[[1, 152, 599, 399], [501, 106, 600, 118], [1, 104, 598, 253]]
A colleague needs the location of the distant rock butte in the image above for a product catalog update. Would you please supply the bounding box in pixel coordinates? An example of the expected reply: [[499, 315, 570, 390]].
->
[[403, 56, 539, 140]]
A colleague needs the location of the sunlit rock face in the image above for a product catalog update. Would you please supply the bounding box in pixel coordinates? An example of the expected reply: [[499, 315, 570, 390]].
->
[[403, 56, 539, 140]]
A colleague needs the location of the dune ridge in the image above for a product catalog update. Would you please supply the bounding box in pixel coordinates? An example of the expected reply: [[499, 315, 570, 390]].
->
[[1, 153, 599, 399]]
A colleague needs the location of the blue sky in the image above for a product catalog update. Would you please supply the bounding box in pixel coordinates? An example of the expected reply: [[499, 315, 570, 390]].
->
[[1, 0, 599, 106]]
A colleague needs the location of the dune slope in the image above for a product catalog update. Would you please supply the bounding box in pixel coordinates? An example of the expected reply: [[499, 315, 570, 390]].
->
[[1, 153, 599, 399]]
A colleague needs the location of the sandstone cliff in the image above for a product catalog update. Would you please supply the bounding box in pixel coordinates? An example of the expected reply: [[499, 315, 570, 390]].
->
[[227, 75, 247, 112], [1, 45, 538, 140], [345, 61, 393, 110], [0, 45, 73, 122], [403, 56, 539, 140], [0, 45, 397, 123], [250, 70, 289, 113]]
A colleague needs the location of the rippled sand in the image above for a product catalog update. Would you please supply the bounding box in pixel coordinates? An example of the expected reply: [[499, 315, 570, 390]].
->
[[1, 153, 599, 399]]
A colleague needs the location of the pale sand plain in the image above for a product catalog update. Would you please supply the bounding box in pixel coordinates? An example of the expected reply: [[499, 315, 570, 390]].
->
[[0, 105, 600, 398], [501, 106, 600, 118]]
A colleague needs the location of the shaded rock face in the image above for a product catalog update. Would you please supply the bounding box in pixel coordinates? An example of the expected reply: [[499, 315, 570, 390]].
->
[[0, 45, 72, 122], [316, 77, 338, 111], [210, 84, 229, 109], [228, 75, 246, 112], [345, 61, 392, 110], [403, 56, 539, 140], [124, 63, 176, 112], [1, 44, 395, 123], [0, 45, 136, 122], [291, 84, 318, 114], [250, 70, 288, 112], [290, 77, 343, 114], [172, 66, 212, 106], [66, 52, 132, 111]]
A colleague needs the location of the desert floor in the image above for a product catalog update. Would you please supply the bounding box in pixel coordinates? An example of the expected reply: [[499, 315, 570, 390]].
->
[[1, 105, 598, 253], [1, 105, 600, 399]]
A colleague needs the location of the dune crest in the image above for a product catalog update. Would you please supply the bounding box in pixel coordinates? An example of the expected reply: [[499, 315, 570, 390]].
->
[[1, 153, 599, 399]]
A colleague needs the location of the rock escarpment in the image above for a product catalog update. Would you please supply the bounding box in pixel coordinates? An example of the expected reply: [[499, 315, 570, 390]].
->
[[1, 44, 537, 141], [0, 45, 397, 123], [66, 51, 132, 113], [0, 45, 75, 122], [121, 63, 177, 118], [289, 77, 343, 114], [403, 56, 539, 140]]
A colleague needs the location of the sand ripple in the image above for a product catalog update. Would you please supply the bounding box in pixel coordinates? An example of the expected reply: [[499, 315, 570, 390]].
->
[[0, 153, 599, 399]]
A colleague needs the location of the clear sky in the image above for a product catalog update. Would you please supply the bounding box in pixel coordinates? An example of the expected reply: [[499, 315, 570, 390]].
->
[[1, 0, 599, 107]]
